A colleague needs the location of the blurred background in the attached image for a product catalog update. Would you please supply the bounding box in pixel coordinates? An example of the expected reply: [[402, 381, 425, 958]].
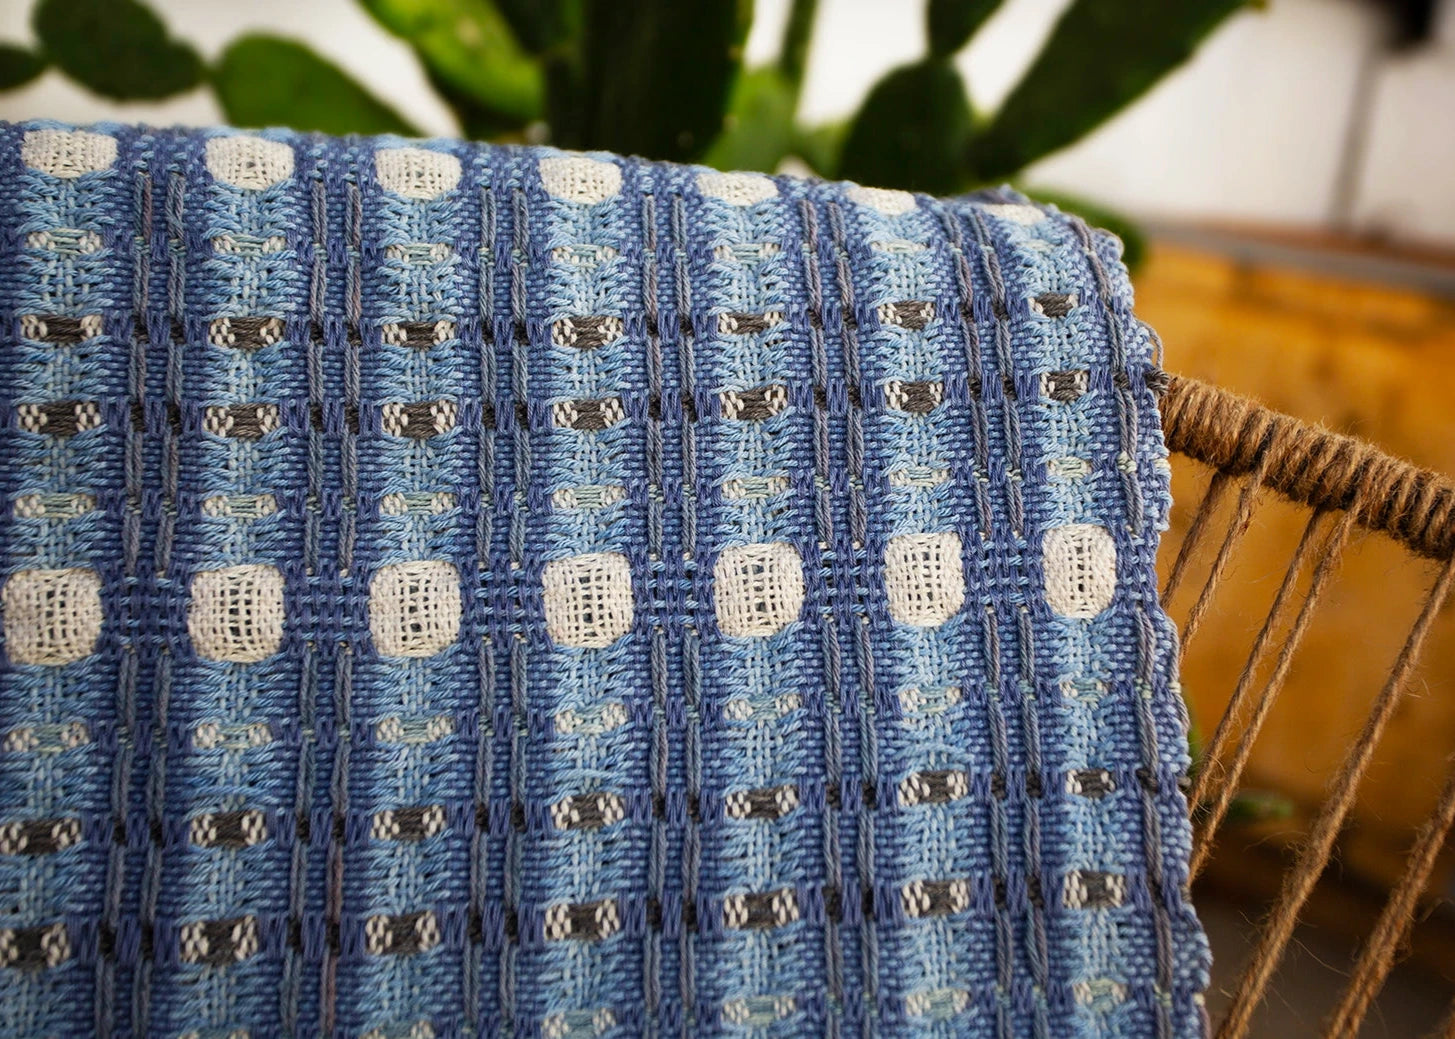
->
[[3, 0, 1452, 1032]]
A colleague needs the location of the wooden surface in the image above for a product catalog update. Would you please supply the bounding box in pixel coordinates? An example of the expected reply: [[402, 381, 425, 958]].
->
[[1136, 240, 1455, 913]]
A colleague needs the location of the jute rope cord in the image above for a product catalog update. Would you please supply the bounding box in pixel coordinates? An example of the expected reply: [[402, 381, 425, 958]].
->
[[1187, 506, 1357, 880], [1326, 751, 1455, 1037], [1162, 375, 1455, 561], [1160, 468, 1231, 604], [1157, 375, 1455, 1039]]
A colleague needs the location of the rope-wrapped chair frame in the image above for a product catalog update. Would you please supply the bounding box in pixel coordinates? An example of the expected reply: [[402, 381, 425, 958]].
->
[[1158, 374, 1455, 1039]]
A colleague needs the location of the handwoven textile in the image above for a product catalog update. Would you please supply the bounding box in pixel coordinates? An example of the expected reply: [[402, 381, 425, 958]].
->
[[0, 121, 1209, 1037]]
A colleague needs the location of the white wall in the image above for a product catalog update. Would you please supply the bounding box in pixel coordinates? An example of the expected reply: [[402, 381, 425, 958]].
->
[[1, 0, 1451, 247], [1350, 4, 1455, 246]]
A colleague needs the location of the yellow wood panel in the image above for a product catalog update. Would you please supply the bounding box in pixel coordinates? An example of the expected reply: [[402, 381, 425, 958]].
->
[[1135, 242, 1455, 894]]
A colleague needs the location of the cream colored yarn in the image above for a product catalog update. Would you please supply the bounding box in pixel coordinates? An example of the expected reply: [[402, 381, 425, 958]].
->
[[188, 564, 286, 663], [542, 552, 634, 648], [884, 532, 966, 627], [2, 567, 103, 665], [369, 560, 462, 658], [713, 542, 805, 638], [1042, 523, 1117, 619]]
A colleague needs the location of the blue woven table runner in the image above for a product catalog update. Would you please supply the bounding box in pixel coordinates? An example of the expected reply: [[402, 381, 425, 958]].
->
[[0, 122, 1208, 1037]]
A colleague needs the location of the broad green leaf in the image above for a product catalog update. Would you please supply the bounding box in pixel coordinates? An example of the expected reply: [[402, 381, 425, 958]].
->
[[969, 0, 1250, 180], [1027, 188, 1146, 272], [793, 119, 847, 178], [0, 44, 45, 91], [492, 0, 583, 55], [213, 35, 417, 137], [424, 64, 529, 141], [702, 67, 796, 173], [358, 0, 543, 124], [544, 57, 587, 149], [558, 0, 752, 162], [777, 0, 818, 88], [926, 0, 1003, 57], [839, 59, 974, 194], [33, 0, 202, 100]]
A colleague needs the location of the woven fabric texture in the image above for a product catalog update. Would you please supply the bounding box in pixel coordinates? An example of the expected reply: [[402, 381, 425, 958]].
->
[[0, 121, 1209, 1037]]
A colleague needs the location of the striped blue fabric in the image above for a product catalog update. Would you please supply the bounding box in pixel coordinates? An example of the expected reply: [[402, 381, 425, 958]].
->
[[0, 121, 1208, 1038]]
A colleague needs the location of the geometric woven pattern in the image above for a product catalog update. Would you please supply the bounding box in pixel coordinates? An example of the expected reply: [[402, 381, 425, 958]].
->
[[369, 560, 463, 658], [188, 563, 287, 662], [883, 531, 967, 627], [0, 121, 1208, 1036]]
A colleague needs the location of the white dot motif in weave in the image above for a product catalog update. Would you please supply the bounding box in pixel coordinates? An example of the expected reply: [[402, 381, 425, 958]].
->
[[539, 155, 622, 204], [209, 316, 285, 350], [542, 1010, 615, 1039], [724, 784, 799, 820], [179, 915, 259, 964], [379, 491, 455, 517], [884, 532, 965, 627], [722, 889, 798, 929], [0, 817, 80, 855], [374, 713, 455, 745], [980, 203, 1044, 226], [382, 319, 455, 347], [722, 996, 796, 1027], [369, 560, 462, 658], [189, 809, 267, 848], [1043, 523, 1117, 619], [20, 313, 103, 342], [16, 400, 102, 435], [549, 791, 626, 831], [26, 228, 99, 254], [1074, 979, 1129, 1008], [846, 185, 916, 215], [898, 769, 969, 807], [713, 542, 805, 638], [1062, 869, 1126, 909], [900, 878, 970, 917], [370, 804, 446, 841], [696, 170, 777, 206], [364, 910, 440, 954], [205, 136, 294, 190], [13, 492, 96, 520], [375, 147, 462, 200], [904, 987, 970, 1019], [2, 567, 102, 665], [380, 400, 456, 438], [544, 899, 620, 941], [199, 493, 278, 520], [0, 923, 68, 968], [542, 552, 634, 648], [188, 564, 285, 663], [21, 129, 116, 177], [1, 721, 90, 753], [192, 720, 272, 752]]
